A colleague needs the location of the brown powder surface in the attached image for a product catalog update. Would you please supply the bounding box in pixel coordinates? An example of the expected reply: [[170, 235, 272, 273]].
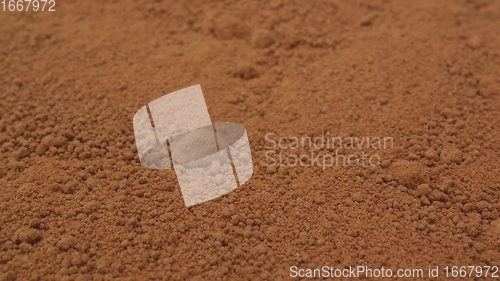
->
[[1, 0, 499, 280]]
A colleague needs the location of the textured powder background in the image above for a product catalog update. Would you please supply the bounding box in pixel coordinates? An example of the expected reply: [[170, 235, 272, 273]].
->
[[0, 0, 499, 280]]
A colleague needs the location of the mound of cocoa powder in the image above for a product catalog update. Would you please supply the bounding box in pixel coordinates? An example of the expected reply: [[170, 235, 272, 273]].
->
[[0, 0, 499, 280]]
